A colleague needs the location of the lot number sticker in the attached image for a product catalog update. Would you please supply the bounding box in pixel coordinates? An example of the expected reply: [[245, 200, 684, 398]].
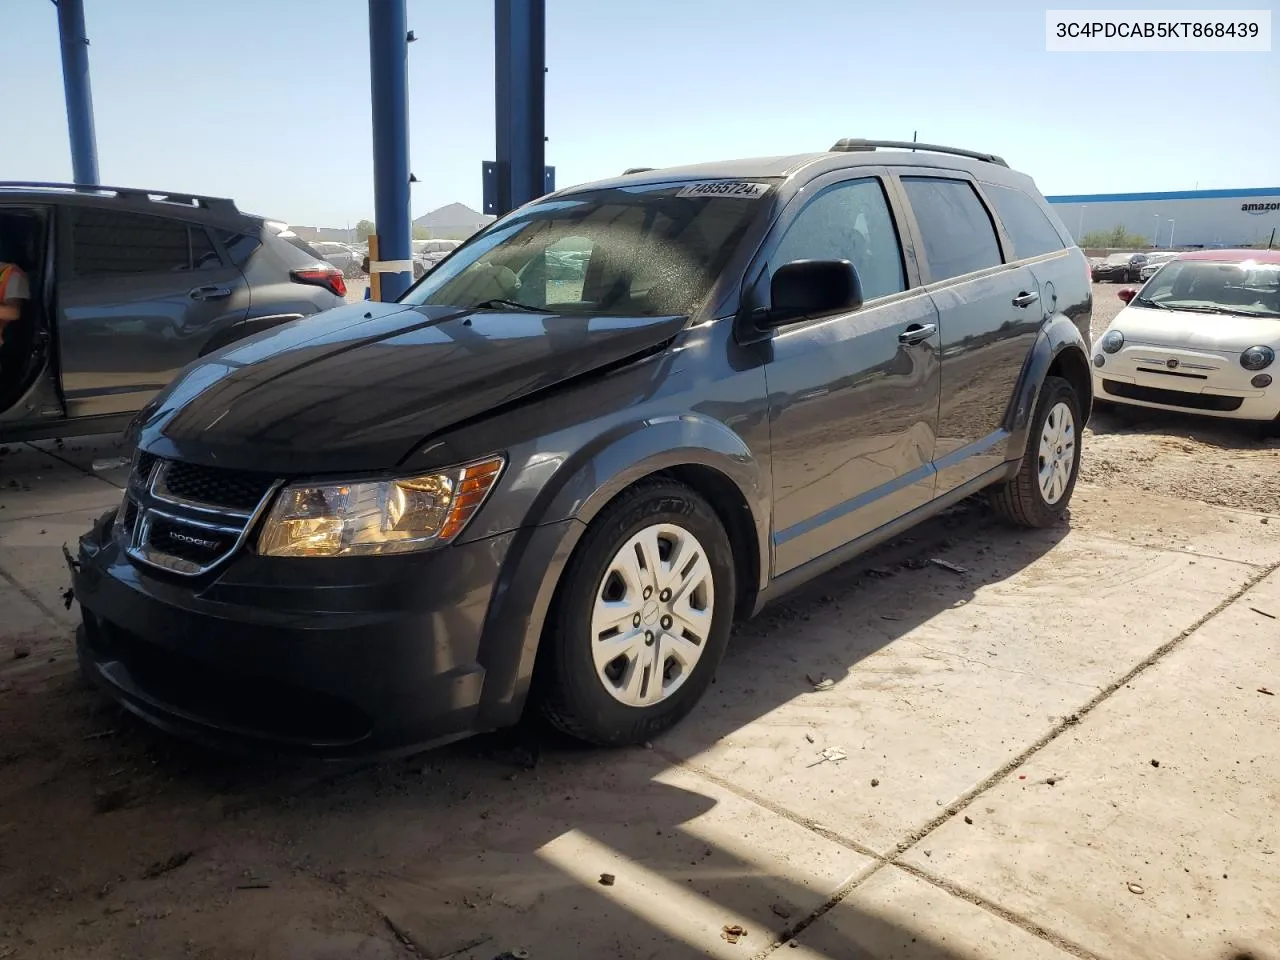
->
[[675, 181, 770, 199]]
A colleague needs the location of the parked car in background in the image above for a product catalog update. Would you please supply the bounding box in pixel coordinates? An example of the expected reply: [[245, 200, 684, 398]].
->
[[1093, 250, 1280, 427], [414, 238, 461, 273], [1139, 251, 1179, 281], [0, 182, 346, 443], [71, 139, 1094, 757], [1091, 251, 1148, 283], [309, 241, 365, 279]]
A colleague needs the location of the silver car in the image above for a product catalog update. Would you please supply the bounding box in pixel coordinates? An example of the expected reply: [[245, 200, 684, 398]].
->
[[414, 238, 461, 275], [310, 241, 365, 279], [1139, 251, 1179, 281]]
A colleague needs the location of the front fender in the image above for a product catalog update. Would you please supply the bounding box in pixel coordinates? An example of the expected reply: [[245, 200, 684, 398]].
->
[[472, 414, 771, 729], [1004, 314, 1091, 460], [532, 414, 770, 582]]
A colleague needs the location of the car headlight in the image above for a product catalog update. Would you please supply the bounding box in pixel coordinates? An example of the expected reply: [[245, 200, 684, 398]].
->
[[256, 455, 504, 557], [1101, 330, 1124, 354], [1241, 345, 1275, 371]]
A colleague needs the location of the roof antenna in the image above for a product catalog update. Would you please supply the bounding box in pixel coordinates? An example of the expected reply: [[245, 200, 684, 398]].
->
[[911, 130, 917, 152]]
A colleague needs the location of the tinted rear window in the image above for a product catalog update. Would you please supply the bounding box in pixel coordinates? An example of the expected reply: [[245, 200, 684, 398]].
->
[[982, 183, 1066, 259], [275, 234, 327, 267], [216, 230, 263, 267]]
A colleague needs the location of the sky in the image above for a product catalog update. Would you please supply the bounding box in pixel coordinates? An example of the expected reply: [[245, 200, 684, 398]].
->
[[8, 0, 1278, 228]]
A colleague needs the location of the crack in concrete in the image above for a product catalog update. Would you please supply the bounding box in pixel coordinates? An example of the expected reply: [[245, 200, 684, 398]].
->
[[665, 556, 1280, 958], [888, 861, 1107, 960], [21, 441, 126, 490]]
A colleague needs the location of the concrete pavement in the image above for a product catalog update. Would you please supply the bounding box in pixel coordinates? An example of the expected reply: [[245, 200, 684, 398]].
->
[[1, 434, 1277, 959]]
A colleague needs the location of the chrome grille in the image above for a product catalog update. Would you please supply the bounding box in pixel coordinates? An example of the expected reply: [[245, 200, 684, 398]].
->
[[120, 454, 281, 576]]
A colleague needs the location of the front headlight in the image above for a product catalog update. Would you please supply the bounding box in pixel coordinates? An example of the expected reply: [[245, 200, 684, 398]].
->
[[1241, 345, 1275, 371], [256, 456, 504, 557], [1101, 330, 1124, 354]]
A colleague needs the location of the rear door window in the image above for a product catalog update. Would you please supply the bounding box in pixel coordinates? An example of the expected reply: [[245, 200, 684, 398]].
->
[[900, 177, 1003, 282], [771, 177, 906, 301], [982, 183, 1066, 259], [71, 208, 220, 277]]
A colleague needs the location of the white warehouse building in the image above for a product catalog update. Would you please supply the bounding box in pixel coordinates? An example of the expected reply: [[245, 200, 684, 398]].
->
[[1046, 188, 1280, 248]]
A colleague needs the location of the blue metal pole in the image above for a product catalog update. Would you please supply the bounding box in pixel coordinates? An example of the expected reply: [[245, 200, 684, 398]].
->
[[367, 0, 412, 301], [56, 0, 100, 186], [494, 0, 545, 214]]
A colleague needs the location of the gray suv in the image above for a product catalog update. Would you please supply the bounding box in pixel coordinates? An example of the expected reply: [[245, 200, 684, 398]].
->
[[0, 183, 346, 443], [70, 140, 1093, 756]]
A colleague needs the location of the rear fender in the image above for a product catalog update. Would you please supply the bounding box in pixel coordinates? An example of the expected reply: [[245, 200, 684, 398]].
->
[[1003, 314, 1092, 461]]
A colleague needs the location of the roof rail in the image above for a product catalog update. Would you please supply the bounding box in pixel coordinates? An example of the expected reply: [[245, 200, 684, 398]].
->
[[0, 181, 241, 215], [622, 167, 656, 175], [829, 139, 1009, 168]]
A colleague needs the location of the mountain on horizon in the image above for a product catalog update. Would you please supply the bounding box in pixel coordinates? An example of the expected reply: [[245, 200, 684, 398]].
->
[[414, 202, 493, 236]]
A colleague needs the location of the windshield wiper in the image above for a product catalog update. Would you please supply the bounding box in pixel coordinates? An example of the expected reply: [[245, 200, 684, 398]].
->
[[470, 298, 555, 313], [1133, 296, 1169, 309], [1175, 305, 1255, 316]]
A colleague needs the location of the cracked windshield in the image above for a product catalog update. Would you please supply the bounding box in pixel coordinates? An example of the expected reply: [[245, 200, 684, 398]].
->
[[400, 183, 771, 315]]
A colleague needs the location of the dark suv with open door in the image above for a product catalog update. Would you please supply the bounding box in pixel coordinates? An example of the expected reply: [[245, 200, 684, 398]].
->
[[0, 183, 346, 443], [70, 140, 1093, 757]]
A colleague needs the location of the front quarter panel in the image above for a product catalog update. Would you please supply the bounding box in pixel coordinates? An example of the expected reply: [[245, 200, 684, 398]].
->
[[402, 322, 773, 578], [403, 320, 774, 729]]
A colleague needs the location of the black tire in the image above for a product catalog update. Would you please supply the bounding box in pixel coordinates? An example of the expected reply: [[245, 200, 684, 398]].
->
[[538, 479, 736, 746], [990, 375, 1082, 528]]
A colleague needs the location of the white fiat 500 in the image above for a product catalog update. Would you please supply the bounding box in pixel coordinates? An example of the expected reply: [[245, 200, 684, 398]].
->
[[1092, 250, 1280, 427]]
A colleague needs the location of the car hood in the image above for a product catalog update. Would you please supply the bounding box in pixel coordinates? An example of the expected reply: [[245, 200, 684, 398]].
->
[[132, 300, 688, 474], [1111, 305, 1280, 352]]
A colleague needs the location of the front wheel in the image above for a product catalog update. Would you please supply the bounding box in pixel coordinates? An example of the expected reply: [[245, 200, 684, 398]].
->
[[990, 375, 1082, 528], [538, 480, 736, 746]]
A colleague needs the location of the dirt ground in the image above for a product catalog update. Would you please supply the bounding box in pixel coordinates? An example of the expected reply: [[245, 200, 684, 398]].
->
[[1, 284, 1278, 959]]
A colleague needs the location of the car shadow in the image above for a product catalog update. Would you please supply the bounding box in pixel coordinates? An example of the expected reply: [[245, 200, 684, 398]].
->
[[0, 488, 1092, 958], [1089, 402, 1278, 450]]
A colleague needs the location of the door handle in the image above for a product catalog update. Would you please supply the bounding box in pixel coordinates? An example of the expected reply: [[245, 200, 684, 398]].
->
[[189, 285, 232, 300], [1012, 291, 1040, 308], [898, 322, 937, 345]]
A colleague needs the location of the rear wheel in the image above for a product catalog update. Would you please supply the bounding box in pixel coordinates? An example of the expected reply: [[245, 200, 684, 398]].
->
[[990, 375, 1082, 528], [539, 480, 736, 746]]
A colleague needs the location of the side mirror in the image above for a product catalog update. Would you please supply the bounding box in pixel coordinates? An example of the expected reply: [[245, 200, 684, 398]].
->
[[1118, 288, 1137, 304], [763, 259, 863, 327]]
